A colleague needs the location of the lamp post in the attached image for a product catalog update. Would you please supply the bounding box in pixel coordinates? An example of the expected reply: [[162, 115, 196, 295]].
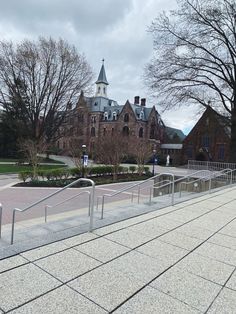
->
[[82, 144, 86, 178], [152, 149, 156, 176]]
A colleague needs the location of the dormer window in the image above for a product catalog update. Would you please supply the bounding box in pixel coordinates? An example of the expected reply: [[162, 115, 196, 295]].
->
[[112, 111, 117, 120], [104, 112, 108, 121]]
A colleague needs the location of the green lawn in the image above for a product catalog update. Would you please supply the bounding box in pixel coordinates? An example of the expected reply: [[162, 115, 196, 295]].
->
[[0, 164, 66, 174]]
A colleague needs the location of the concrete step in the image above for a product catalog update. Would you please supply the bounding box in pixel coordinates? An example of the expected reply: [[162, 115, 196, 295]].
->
[[0, 186, 229, 259]]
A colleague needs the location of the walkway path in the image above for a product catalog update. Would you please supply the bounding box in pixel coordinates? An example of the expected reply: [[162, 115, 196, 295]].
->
[[0, 185, 235, 313]]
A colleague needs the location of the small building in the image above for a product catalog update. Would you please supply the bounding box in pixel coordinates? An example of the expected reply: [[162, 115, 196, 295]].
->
[[182, 106, 230, 162]]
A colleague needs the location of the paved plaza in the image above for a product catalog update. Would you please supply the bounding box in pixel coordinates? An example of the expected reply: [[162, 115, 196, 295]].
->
[[0, 185, 236, 313]]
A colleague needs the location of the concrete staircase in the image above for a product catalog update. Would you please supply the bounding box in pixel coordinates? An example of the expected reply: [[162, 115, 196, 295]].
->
[[0, 186, 230, 260]]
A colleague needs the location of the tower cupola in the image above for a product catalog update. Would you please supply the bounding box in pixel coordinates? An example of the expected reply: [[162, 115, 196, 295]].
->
[[95, 59, 109, 97]]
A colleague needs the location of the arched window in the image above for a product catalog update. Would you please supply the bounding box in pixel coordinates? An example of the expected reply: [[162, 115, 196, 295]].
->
[[122, 126, 129, 136], [124, 113, 129, 122], [104, 112, 108, 121], [150, 124, 155, 139], [139, 127, 143, 138], [103, 87, 106, 94], [98, 87, 101, 93], [91, 127, 95, 137], [111, 128, 114, 136], [103, 128, 106, 136], [113, 111, 117, 120]]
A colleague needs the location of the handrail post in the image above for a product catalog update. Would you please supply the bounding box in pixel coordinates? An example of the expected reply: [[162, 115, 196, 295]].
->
[[88, 193, 91, 216], [209, 176, 212, 193], [101, 195, 105, 219], [149, 187, 152, 205], [0, 203, 2, 239], [11, 210, 16, 245], [138, 186, 141, 204], [45, 205, 47, 223], [89, 182, 95, 231], [171, 175, 175, 205]]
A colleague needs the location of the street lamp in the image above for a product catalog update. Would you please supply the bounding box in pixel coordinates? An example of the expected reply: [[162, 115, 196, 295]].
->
[[82, 144, 86, 177], [152, 149, 156, 176]]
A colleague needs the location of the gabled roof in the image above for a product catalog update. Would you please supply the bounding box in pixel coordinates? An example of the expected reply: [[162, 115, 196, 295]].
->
[[165, 126, 186, 141], [96, 64, 109, 85]]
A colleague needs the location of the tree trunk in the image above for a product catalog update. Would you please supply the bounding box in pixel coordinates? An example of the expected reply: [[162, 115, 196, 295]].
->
[[230, 107, 236, 162]]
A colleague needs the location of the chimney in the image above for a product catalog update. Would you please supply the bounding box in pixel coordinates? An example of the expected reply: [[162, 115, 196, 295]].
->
[[134, 96, 140, 104], [141, 98, 146, 106]]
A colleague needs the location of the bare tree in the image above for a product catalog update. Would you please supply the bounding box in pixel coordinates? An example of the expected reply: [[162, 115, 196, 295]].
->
[[19, 139, 46, 179], [96, 132, 127, 181], [145, 0, 236, 161], [129, 139, 152, 175], [0, 37, 93, 148]]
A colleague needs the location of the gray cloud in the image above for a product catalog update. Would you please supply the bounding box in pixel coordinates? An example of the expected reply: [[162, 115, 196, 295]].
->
[[0, 0, 196, 132]]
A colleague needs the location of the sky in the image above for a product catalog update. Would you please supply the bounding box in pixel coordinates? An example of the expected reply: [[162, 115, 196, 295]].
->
[[0, 0, 199, 134]]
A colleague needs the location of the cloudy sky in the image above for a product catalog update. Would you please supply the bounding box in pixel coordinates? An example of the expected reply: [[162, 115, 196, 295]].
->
[[0, 0, 199, 134]]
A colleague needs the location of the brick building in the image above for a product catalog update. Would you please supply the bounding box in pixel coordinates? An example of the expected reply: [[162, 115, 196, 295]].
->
[[58, 62, 164, 155], [58, 62, 185, 161], [182, 106, 230, 162]]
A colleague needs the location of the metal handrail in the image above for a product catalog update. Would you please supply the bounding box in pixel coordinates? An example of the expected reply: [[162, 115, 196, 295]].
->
[[99, 169, 212, 219], [179, 168, 234, 198], [44, 190, 91, 223], [0, 203, 2, 239], [100, 172, 175, 219], [11, 178, 95, 244]]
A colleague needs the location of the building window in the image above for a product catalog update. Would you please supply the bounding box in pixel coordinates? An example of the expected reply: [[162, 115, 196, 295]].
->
[[104, 112, 108, 121], [91, 127, 95, 137], [98, 87, 101, 93], [186, 145, 193, 159], [150, 124, 155, 139], [139, 127, 143, 138], [112, 112, 117, 120], [103, 128, 106, 136], [111, 128, 114, 136], [124, 113, 129, 122], [122, 126, 129, 136], [91, 115, 96, 123], [202, 135, 210, 148], [103, 87, 106, 94], [218, 144, 225, 160]]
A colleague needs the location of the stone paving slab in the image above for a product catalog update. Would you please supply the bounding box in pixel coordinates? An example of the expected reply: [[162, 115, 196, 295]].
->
[[75, 237, 130, 263], [106, 250, 167, 284], [0, 254, 28, 273], [226, 270, 236, 290], [35, 248, 101, 282], [136, 238, 188, 265], [0, 263, 60, 312], [207, 287, 236, 314], [104, 228, 154, 249], [195, 242, 236, 266], [68, 263, 145, 312], [208, 233, 236, 251], [113, 285, 201, 314], [177, 252, 234, 285], [21, 241, 68, 261], [10, 285, 107, 314], [150, 267, 222, 312], [158, 231, 203, 251], [62, 232, 98, 247]]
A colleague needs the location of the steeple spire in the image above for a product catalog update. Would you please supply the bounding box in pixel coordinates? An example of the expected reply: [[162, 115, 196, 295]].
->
[[95, 59, 109, 97]]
